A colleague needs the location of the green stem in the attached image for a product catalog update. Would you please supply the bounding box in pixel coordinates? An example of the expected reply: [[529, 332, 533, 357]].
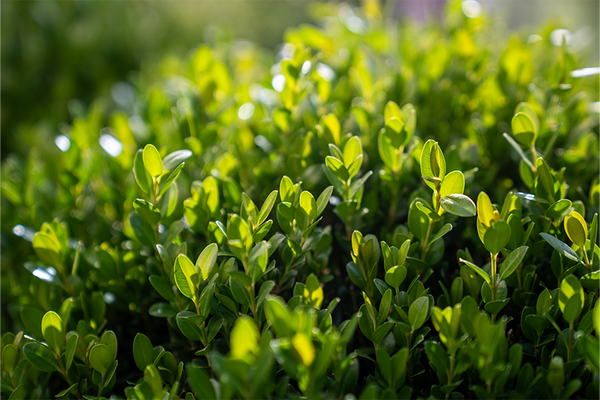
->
[[97, 374, 106, 396], [567, 322, 573, 363], [421, 220, 436, 261], [490, 252, 497, 301], [54, 349, 82, 400]]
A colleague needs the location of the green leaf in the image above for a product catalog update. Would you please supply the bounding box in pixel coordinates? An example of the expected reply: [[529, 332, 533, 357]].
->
[[23, 342, 60, 373], [134, 199, 161, 226], [483, 221, 511, 254], [64, 333, 78, 370], [425, 341, 449, 379], [503, 133, 536, 172], [459, 258, 491, 286], [143, 144, 163, 177], [304, 274, 323, 308], [133, 149, 151, 195], [133, 333, 155, 372], [242, 193, 259, 227], [20, 306, 44, 340], [592, 301, 600, 336], [499, 246, 528, 281], [265, 296, 293, 337], [230, 277, 252, 307], [258, 190, 279, 225], [55, 383, 79, 398], [158, 162, 185, 198], [545, 199, 572, 220], [535, 157, 555, 204], [2, 344, 18, 375], [196, 243, 218, 281], [325, 156, 349, 182], [32, 232, 63, 269], [42, 311, 64, 352], [440, 194, 476, 217], [162, 149, 192, 172], [484, 299, 510, 316], [540, 233, 582, 264], [149, 275, 177, 303], [564, 211, 588, 248], [101, 330, 118, 361], [8, 385, 28, 400], [90, 344, 113, 375], [416, 201, 440, 222], [277, 202, 295, 236], [429, 223, 453, 246], [187, 364, 216, 400], [558, 275, 584, 323], [409, 296, 429, 331], [316, 186, 334, 217], [372, 322, 394, 344], [129, 212, 156, 247], [385, 265, 407, 290]]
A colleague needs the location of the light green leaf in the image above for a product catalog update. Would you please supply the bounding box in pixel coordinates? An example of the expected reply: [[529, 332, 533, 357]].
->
[[143, 144, 163, 177], [231, 316, 259, 360], [564, 211, 588, 248], [440, 170, 465, 198], [42, 311, 64, 352], [325, 156, 349, 182], [133, 149, 151, 195], [196, 243, 218, 281], [409, 296, 429, 331], [258, 190, 279, 225]]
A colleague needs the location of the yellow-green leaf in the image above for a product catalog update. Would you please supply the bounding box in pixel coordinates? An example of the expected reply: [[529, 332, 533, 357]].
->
[[292, 333, 315, 366], [230, 316, 259, 360], [41, 311, 64, 352], [143, 144, 163, 178], [564, 211, 588, 248]]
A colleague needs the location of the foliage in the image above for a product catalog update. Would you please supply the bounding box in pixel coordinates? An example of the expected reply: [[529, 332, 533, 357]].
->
[[1, 1, 599, 399]]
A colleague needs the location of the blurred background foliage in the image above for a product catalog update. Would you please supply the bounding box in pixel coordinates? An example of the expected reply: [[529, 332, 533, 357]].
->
[[2, 0, 598, 158]]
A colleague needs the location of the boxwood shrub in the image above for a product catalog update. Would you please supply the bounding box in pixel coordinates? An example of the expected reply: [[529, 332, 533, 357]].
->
[[1, 1, 599, 399]]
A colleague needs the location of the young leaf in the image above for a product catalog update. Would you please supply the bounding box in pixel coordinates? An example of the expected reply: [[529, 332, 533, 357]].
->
[[439, 170, 465, 198], [143, 144, 163, 177], [41, 311, 64, 352], [316, 186, 334, 217], [158, 163, 185, 198], [325, 156, 349, 182], [133, 149, 151, 195], [134, 199, 161, 226], [258, 190, 279, 225], [231, 316, 259, 360], [162, 149, 192, 172], [564, 211, 588, 248], [196, 243, 218, 281], [511, 112, 537, 147]]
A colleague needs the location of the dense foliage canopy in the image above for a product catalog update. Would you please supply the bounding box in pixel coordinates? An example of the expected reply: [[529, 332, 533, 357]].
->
[[1, 1, 599, 399]]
